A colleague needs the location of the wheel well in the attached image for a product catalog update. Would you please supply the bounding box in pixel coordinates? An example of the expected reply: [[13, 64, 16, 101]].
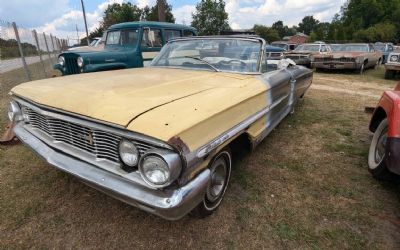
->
[[364, 59, 368, 65], [228, 133, 252, 159], [369, 107, 387, 132]]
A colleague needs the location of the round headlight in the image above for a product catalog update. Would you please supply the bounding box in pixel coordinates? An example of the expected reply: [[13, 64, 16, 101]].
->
[[8, 101, 22, 122], [77, 57, 84, 67], [119, 140, 139, 167], [58, 56, 65, 66], [139, 150, 182, 188], [140, 155, 170, 185], [390, 55, 398, 62]]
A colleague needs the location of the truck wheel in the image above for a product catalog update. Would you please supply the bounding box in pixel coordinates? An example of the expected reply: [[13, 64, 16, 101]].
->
[[190, 149, 232, 218], [384, 70, 395, 79], [368, 119, 397, 180]]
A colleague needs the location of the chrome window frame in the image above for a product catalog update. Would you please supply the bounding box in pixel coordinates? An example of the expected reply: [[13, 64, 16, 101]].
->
[[150, 36, 267, 75]]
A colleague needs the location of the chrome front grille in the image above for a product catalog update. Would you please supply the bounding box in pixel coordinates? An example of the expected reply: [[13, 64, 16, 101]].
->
[[22, 106, 153, 164]]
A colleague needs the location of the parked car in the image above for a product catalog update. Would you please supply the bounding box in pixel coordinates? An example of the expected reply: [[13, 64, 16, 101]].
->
[[54, 21, 197, 75], [9, 36, 313, 220], [374, 42, 394, 64], [285, 43, 331, 67], [67, 37, 104, 52], [329, 44, 342, 52], [271, 41, 298, 51], [311, 43, 382, 73], [266, 45, 285, 60], [367, 83, 400, 180], [384, 52, 400, 79]]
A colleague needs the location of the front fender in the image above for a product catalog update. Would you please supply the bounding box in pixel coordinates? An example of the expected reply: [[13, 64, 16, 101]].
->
[[370, 90, 400, 137]]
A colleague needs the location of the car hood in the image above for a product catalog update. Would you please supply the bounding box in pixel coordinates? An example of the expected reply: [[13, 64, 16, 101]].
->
[[11, 68, 254, 130]]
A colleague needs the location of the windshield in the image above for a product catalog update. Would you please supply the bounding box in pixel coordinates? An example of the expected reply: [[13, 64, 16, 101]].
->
[[336, 45, 369, 52], [374, 45, 386, 52], [106, 29, 139, 46], [330, 44, 341, 52], [294, 44, 320, 52], [271, 43, 287, 49], [151, 39, 262, 73], [89, 39, 99, 46]]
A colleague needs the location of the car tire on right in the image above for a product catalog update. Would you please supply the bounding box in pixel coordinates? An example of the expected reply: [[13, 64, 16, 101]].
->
[[368, 118, 397, 180]]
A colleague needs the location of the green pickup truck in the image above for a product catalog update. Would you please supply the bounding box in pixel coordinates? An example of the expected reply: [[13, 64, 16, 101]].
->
[[54, 21, 197, 75]]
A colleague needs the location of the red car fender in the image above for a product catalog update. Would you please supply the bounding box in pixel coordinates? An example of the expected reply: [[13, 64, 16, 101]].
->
[[370, 83, 400, 138], [369, 83, 400, 174]]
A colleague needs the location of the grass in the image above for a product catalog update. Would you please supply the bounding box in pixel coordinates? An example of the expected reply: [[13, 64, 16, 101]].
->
[[0, 67, 399, 249]]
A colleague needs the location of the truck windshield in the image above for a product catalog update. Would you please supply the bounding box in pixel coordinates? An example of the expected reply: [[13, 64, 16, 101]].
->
[[106, 29, 139, 46]]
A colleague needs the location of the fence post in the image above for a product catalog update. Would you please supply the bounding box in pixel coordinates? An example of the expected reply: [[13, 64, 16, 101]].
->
[[32, 29, 47, 77], [12, 22, 31, 81], [50, 34, 56, 57], [43, 32, 53, 66]]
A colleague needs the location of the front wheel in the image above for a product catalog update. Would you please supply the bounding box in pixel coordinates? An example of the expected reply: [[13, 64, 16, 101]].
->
[[359, 63, 365, 74], [190, 149, 232, 218], [368, 118, 397, 180]]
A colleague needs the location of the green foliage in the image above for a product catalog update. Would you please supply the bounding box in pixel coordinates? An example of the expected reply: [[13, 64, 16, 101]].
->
[[84, 1, 176, 43], [141, 4, 175, 23], [102, 2, 143, 29], [253, 25, 280, 43], [191, 0, 230, 35], [0, 38, 39, 59], [272, 20, 297, 39], [353, 23, 397, 42], [339, 0, 400, 42], [298, 16, 320, 35]]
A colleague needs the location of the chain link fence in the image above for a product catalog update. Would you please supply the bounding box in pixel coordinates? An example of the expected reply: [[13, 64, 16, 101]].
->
[[0, 19, 68, 84], [0, 19, 69, 132]]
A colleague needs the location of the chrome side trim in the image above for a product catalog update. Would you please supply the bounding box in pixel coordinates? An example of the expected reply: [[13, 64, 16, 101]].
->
[[13, 96, 174, 150], [196, 93, 289, 158]]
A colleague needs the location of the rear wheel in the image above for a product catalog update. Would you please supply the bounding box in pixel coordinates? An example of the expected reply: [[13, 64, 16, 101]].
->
[[190, 149, 232, 218], [368, 119, 397, 180], [374, 59, 381, 69]]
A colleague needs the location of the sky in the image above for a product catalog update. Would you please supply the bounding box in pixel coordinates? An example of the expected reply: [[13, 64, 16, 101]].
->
[[0, 0, 347, 41]]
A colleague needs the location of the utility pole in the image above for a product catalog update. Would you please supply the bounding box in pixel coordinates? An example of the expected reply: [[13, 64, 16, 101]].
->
[[76, 24, 79, 45], [157, 0, 166, 22], [81, 0, 90, 45]]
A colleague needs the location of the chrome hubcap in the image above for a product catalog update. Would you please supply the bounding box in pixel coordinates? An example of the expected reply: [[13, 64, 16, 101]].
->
[[375, 129, 387, 164], [206, 158, 227, 202]]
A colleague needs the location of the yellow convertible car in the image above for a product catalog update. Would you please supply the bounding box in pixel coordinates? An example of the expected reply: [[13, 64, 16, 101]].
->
[[8, 36, 313, 220]]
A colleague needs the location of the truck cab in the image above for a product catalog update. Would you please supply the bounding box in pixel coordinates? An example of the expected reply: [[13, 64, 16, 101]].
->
[[54, 21, 197, 75]]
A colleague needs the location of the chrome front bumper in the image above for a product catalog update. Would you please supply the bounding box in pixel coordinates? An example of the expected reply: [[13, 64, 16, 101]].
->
[[14, 124, 210, 220]]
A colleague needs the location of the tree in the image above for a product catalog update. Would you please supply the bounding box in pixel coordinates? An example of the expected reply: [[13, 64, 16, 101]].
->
[[298, 16, 320, 35], [80, 27, 104, 45], [141, 3, 175, 23], [102, 3, 142, 29], [253, 25, 280, 43], [191, 0, 230, 35]]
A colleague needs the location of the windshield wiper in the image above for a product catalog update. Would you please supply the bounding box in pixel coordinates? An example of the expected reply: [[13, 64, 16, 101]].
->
[[183, 56, 220, 72]]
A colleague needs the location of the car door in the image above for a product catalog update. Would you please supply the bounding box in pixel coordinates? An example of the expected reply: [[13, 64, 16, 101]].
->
[[369, 44, 379, 66], [260, 58, 292, 127], [140, 27, 163, 66]]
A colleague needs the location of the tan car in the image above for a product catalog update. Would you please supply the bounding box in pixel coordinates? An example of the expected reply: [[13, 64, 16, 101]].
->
[[312, 43, 382, 74], [8, 36, 313, 220], [285, 43, 331, 68]]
